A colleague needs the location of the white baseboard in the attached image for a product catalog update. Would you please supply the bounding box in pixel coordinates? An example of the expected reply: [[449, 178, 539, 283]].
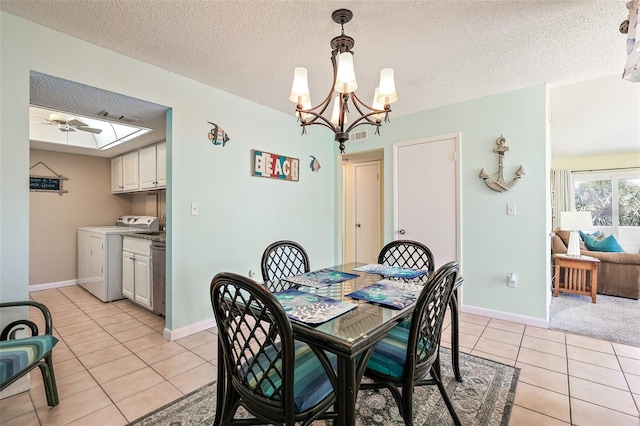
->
[[164, 318, 217, 341], [29, 279, 78, 292], [460, 303, 549, 328]]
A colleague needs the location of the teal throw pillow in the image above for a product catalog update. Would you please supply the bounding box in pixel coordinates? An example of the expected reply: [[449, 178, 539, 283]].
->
[[579, 230, 605, 241], [583, 234, 625, 252]]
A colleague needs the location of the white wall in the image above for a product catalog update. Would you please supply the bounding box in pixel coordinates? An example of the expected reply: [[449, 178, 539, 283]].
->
[[1, 12, 335, 332]]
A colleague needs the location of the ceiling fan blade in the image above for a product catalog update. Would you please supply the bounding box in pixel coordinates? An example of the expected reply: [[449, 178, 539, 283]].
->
[[67, 119, 88, 127], [76, 126, 102, 134]]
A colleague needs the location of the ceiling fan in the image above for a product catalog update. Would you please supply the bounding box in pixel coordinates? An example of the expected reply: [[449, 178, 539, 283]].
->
[[44, 113, 103, 134]]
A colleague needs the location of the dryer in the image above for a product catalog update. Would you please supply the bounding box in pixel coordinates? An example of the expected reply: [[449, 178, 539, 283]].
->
[[77, 216, 158, 302]]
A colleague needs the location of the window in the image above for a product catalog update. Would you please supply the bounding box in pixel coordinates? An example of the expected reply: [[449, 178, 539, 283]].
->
[[573, 169, 640, 253]]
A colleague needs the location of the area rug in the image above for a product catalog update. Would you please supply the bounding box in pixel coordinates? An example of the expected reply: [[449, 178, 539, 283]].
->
[[128, 348, 519, 426], [549, 292, 640, 347]]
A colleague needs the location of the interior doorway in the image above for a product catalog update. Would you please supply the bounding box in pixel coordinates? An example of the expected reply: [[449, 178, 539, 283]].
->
[[341, 149, 384, 264], [28, 71, 169, 326]]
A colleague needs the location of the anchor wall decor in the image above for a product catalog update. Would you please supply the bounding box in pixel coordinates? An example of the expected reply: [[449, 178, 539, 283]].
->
[[479, 135, 525, 193]]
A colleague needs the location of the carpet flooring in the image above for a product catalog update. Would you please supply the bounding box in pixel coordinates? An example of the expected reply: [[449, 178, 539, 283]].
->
[[549, 292, 640, 347], [128, 348, 519, 426]]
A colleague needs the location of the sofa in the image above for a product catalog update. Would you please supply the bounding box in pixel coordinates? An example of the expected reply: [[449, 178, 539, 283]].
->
[[551, 229, 640, 299]]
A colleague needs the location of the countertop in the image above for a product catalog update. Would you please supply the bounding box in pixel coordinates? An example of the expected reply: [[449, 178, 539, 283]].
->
[[122, 232, 166, 244]]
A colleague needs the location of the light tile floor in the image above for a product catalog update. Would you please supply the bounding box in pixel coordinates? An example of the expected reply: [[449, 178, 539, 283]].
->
[[1, 286, 639, 425]]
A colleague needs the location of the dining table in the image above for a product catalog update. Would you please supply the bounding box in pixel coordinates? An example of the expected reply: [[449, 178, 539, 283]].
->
[[258, 262, 464, 426]]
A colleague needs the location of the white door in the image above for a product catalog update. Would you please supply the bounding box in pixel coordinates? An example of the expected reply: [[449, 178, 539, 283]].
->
[[111, 156, 123, 193], [138, 145, 157, 189], [122, 151, 139, 191], [354, 162, 380, 263], [89, 235, 104, 277], [394, 134, 459, 268], [134, 254, 152, 308], [156, 143, 167, 187]]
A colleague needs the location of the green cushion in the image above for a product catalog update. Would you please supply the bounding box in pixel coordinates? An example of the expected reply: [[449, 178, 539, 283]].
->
[[365, 325, 430, 378], [0, 335, 58, 384], [240, 340, 336, 412], [583, 234, 624, 252]]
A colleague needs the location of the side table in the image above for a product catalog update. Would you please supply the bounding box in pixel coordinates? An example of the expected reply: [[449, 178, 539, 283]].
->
[[553, 254, 600, 303]]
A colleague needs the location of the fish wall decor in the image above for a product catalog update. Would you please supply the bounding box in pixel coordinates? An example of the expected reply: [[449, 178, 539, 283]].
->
[[309, 155, 321, 172], [207, 121, 229, 147]]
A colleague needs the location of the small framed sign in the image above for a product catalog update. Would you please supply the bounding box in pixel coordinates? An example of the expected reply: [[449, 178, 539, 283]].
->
[[29, 161, 69, 195], [30, 176, 61, 192], [251, 150, 299, 182]]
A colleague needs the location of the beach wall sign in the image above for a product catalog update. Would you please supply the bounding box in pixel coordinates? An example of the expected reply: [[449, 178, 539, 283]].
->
[[251, 149, 299, 182]]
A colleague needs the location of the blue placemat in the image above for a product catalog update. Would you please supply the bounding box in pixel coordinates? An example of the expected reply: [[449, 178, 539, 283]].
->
[[274, 289, 357, 324], [347, 280, 424, 309], [353, 263, 429, 279], [284, 268, 360, 288]]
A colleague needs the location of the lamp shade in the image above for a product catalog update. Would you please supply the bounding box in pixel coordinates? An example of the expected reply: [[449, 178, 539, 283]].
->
[[377, 68, 398, 104], [560, 211, 592, 231], [289, 67, 310, 104], [560, 211, 592, 257], [334, 52, 358, 94]]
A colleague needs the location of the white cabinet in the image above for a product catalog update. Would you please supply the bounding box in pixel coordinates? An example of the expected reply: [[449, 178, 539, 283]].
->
[[139, 143, 166, 190], [122, 151, 140, 191], [156, 143, 166, 187], [111, 151, 139, 193], [122, 237, 153, 309], [112, 143, 165, 193], [111, 156, 124, 192]]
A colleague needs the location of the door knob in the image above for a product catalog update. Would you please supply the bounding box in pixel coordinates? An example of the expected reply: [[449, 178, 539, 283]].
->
[[356, 224, 361, 228], [398, 229, 406, 235]]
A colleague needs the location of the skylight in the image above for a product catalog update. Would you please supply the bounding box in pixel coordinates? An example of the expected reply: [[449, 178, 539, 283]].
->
[[29, 106, 152, 151]]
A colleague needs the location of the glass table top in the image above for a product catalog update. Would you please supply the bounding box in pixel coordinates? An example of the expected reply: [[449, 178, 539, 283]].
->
[[266, 262, 430, 354]]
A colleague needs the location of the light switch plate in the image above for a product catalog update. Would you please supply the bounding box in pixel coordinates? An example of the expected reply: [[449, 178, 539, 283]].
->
[[507, 204, 516, 216], [191, 202, 199, 215]]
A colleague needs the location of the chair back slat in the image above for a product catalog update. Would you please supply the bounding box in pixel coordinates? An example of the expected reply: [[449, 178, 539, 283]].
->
[[261, 240, 311, 283], [377, 240, 435, 273], [409, 261, 459, 367]]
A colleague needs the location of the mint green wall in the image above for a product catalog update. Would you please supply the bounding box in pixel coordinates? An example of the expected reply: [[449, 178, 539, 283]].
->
[[1, 11, 549, 325], [337, 86, 549, 319], [0, 13, 335, 330]]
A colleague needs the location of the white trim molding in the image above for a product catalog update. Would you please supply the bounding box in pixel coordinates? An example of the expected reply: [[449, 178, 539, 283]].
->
[[164, 318, 216, 341], [460, 303, 549, 329], [28, 279, 78, 292]]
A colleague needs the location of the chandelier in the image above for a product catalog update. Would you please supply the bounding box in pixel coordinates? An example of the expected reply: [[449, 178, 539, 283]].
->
[[289, 9, 398, 153]]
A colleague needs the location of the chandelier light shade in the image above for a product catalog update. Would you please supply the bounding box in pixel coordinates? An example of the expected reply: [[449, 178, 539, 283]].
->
[[289, 9, 397, 153]]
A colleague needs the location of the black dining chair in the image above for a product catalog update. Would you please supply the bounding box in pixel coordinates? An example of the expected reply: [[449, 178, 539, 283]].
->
[[261, 240, 310, 285], [210, 272, 338, 426], [360, 261, 462, 426], [377, 239, 435, 274]]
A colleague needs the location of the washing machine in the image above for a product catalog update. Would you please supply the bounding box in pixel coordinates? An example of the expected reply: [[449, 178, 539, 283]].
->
[[77, 215, 158, 302]]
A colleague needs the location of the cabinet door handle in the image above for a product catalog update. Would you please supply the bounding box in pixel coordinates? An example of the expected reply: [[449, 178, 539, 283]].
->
[[398, 229, 406, 235]]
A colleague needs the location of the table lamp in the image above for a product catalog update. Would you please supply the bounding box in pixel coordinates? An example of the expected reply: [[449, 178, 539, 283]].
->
[[560, 211, 593, 257]]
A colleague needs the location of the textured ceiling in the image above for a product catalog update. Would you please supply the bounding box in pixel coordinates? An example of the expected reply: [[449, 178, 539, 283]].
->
[[2, 0, 636, 158]]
